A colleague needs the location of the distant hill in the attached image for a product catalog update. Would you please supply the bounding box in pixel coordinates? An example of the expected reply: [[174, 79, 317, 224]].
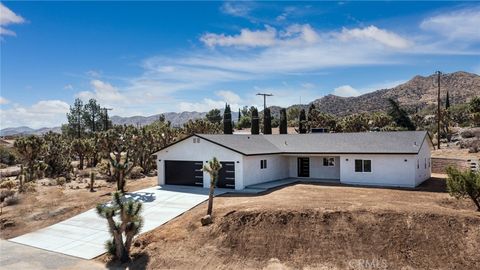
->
[[309, 71, 479, 116], [1, 71, 478, 136]]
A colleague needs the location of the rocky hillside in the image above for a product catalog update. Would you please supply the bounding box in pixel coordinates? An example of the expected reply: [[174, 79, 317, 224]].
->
[[310, 71, 480, 116]]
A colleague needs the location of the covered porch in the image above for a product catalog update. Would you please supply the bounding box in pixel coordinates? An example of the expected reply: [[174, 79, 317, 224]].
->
[[283, 154, 341, 180]]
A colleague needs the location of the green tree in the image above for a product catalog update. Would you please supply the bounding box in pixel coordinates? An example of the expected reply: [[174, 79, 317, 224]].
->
[[14, 135, 46, 181], [263, 108, 272, 134], [469, 96, 480, 126], [251, 107, 260, 135], [369, 112, 393, 130], [223, 104, 233, 134], [279, 108, 288, 134], [202, 157, 222, 216], [387, 98, 416, 130], [71, 138, 90, 170], [83, 99, 105, 134], [446, 166, 480, 211], [287, 106, 300, 123], [340, 114, 370, 132], [298, 109, 307, 134], [96, 192, 143, 262], [183, 119, 221, 135], [43, 132, 72, 178], [205, 109, 222, 124], [65, 98, 85, 138], [448, 104, 471, 127]]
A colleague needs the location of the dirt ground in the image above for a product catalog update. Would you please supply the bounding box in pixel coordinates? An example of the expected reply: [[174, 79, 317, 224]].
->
[[432, 146, 480, 159], [0, 176, 156, 239], [102, 175, 480, 270]]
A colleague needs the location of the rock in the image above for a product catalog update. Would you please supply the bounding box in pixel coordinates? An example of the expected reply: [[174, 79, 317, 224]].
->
[[1, 218, 15, 229], [460, 128, 480, 139], [200, 215, 213, 226]]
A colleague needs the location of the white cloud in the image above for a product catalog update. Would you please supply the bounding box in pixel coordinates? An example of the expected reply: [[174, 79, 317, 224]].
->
[[0, 100, 69, 129], [420, 7, 480, 41], [0, 96, 10, 105], [86, 70, 102, 77], [332, 85, 360, 97], [179, 91, 243, 112], [338, 25, 412, 49], [0, 3, 25, 36], [201, 25, 277, 48], [64, 84, 73, 90], [216, 90, 241, 104], [76, 80, 127, 106], [301, 83, 315, 89], [220, 1, 252, 17]]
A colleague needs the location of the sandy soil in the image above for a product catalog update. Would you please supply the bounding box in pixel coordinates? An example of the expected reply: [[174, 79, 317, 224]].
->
[[101, 175, 480, 270], [0, 176, 156, 239], [432, 146, 480, 159]]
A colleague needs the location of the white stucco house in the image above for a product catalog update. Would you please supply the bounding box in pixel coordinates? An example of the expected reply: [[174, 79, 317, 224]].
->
[[154, 131, 432, 190]]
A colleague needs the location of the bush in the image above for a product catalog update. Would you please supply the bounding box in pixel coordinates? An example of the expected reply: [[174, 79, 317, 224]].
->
[[56, 177, 66, 186], [0, 180, 16, 190], [446, 166, 480, 211], [23, 182, 37, 193], [4, 193, 19, 206], [129, 166, 144, 179], [0, 146, 18, 166], [0, 189, 15, 202]]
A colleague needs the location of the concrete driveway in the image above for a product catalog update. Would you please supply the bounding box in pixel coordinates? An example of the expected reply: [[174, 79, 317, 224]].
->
[[0, 240, 106, 270], [9, 185, 224, 259]]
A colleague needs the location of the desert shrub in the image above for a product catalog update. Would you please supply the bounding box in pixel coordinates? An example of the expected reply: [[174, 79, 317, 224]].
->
[[0, 180, 16, 190], [56, 177, 66, 186], [96, 159, 111, 177], [23, 182, 37, 193], [446, 166, 480, 211], [128, 166, 144, 179], [4, 193, 19, 206], [0, 189, 15, 202], [0, 146, 18, 166]]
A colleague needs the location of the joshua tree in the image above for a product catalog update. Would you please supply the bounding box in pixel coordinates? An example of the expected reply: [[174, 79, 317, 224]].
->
[[279, 108, 288, 134], [71, 138, 89, 170], [387, 98, 415, 130], [202, 157, 222, 217], [109, 152, 133, 193], [263, 108, 272, 134], [14, 135, 46, 181], [446, 166, 480, 211], [223, 104, 233, 134], [96, 192, 143, 263], [251, 107, 260, 135]]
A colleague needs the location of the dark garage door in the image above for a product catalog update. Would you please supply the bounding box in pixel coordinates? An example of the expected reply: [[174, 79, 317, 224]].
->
[[217, 162, 235, 189], [165, 160, 203, 186]]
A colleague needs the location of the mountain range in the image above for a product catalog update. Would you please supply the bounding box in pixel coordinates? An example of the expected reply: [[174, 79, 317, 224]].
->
[[1, 71, 478, 136]]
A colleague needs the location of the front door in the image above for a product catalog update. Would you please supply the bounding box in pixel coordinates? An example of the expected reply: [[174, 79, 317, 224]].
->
[[297, 157, 310, 177]]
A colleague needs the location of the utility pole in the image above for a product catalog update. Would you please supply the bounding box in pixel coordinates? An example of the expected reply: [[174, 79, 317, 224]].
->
[[256, 93, 273, 110], [103, 108, 113, 130], [436, 71, 441, 150]]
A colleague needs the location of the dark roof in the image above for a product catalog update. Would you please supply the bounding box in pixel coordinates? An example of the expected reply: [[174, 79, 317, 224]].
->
[[192, 131, 430, 156]]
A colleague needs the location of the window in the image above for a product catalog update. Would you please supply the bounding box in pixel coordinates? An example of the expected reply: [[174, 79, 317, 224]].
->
[[424, 158, 427, 169], [192, 138, 200, 143], [355, 159, 371, 172], [260, 159, 267, 169], [323, 157, 335, 167]]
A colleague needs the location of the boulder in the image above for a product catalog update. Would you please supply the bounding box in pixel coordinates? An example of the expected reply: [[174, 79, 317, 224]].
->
[[200, 215, 213, 226]]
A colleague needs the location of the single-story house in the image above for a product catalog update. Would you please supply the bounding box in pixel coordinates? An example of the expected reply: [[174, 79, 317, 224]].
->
[[154, 131, 432, 190]]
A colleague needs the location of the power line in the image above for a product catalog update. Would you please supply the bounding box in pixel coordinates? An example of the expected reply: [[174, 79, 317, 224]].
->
[[256, 93, 273, 110]]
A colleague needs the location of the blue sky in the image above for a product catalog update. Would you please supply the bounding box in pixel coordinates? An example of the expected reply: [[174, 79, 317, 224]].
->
[[1, 1, 479, 128]]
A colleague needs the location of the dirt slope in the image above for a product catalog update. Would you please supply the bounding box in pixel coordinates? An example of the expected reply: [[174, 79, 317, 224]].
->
[[105, 178, 480, 270]]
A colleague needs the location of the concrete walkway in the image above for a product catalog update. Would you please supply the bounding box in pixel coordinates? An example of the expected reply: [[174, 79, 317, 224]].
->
[[0, 240, 106, 270], [9, 185, 225, 260], [243, 178, 340, 193]]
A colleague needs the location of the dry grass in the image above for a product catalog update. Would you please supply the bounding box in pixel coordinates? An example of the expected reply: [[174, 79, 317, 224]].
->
[[103, 176, 480, 270], [0, 176, 156, 239]]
